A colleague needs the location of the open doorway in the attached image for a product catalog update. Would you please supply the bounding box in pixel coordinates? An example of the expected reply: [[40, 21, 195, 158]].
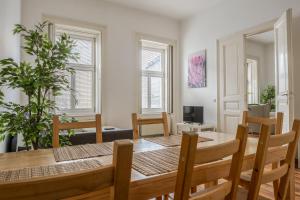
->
[[218, 8, 295, 165], [245, 30, 276, 123], [218, 9, 293, 135]]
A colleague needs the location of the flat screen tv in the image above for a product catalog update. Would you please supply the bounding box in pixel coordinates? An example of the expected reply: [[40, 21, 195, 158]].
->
[[183, 106, 204, 124]]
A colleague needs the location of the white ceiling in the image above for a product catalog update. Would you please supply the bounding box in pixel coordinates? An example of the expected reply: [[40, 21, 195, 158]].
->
[[248, 31, 274, 44], [103, 0, 225, 19]]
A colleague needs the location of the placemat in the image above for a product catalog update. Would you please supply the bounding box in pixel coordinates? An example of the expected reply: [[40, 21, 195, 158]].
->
[[144, 135, 213, 147], [133, 147, 180, 176], [0, 159, 102, 183], [53, 143, 113, 162]]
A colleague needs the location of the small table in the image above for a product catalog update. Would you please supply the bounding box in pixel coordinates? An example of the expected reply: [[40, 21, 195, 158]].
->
[[176, 122, 216, 134]]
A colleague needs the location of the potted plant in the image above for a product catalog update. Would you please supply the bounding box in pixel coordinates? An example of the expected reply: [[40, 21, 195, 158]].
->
[[0, 21, 78, 150], [260, 85, 276, 112]]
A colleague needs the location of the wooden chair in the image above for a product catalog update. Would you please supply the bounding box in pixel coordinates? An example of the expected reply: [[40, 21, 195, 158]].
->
[[131, 112, 169, 139], [238, 120, 300, 200], [242, 111, 283, 135], [132, 112, 170, 200], [174, 125, 248, 200], [52, 114, 102, 148], [0, 140, 133, 200], [241, 111, 283, 196]]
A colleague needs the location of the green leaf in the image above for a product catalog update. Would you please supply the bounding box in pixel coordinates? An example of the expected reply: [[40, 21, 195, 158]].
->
[[260, 85, 275, 111], [0, 21, 78, 149]]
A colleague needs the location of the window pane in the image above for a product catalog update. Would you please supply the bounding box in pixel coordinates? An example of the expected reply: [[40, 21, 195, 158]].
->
[[56, 73, 72, 110], [151, 77, 162, 108], [142, 49, 162, 71], [69, 38, 93, 65], [247, 59, 258, 104], [74, 70, 94, 109], [142, 76, 148, 109]]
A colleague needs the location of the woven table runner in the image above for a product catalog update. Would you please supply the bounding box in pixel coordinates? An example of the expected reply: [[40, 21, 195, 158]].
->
[[53, 143, 113, 162], [133, 147, 180, 176], [144, 135, 213, 147], [0, 159, 102, 183]]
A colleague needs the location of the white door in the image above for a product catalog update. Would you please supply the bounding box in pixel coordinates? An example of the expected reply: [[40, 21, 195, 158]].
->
[[274, 9, 294, 133], [218, 34, 246, 133]]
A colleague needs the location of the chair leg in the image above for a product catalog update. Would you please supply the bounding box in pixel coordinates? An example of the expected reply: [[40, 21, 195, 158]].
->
[[272, 162, 279, 196], [164, 194, 169, 200], [156, 194, 169, 200], [287, 161, 295, 200], [191, 186, 197, 193], [204, 180, 218, 189]]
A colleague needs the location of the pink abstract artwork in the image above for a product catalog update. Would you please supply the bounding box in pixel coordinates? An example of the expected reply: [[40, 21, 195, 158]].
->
[[188, 50, 207, 88]]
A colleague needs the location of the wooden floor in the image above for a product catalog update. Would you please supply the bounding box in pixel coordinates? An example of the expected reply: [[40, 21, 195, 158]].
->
[[259, 168, 300, 199]]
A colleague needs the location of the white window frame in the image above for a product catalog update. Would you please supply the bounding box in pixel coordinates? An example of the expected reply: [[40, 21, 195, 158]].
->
[[46, 18, 103, 116], [142, 46, 166, 113], [246, 58, 259, 104], [138, 36, 174, 114]]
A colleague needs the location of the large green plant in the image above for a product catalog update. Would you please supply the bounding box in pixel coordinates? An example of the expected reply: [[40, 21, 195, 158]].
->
[[0, 21, 78, 150], [260, 85, 275, 111]]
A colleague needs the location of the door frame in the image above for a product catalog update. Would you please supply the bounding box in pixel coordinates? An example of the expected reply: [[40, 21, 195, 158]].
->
[[217, 18, 285, 131], [243, 19, 277, 37], [242, 16, 294, 130]]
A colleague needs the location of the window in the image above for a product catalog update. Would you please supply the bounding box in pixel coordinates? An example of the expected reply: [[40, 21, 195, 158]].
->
[[139, 39, 173, 113], [54, 24, 101, 114], [247, 58, 259, 104]]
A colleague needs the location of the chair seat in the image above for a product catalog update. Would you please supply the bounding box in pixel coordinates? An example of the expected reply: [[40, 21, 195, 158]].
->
[[189, 185, 271, 200], [237, 187, 271, 200], [240, 166, 275, 188]]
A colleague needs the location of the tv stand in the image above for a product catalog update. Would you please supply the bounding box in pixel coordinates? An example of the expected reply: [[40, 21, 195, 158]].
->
[[176, 122, 216, 134]]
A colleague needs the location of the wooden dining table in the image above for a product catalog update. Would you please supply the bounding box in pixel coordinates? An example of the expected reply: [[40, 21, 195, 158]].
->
[[0, 131, 294, 200]]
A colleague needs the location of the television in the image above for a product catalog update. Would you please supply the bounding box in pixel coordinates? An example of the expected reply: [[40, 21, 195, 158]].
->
[[183, 106, 204, 124]]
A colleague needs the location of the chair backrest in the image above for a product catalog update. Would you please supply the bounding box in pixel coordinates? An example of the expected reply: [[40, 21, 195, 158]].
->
[[0, 140, 133, 200], [174, 125, 248, 200], [52, 114, 102, 148], [247, 119, 300, 200], [242, 111, 283, 135], [131, 112, 169, 139]]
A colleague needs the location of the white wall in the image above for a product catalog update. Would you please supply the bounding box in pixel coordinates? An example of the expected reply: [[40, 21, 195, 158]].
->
[[21, 0, 180, 129], [0, 0, 21, 152], [180, 0, 300, 126], [264, 43, 275, 88]]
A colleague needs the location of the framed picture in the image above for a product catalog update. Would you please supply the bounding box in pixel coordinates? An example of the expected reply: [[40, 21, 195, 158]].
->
[[188, 50, 207, 88]]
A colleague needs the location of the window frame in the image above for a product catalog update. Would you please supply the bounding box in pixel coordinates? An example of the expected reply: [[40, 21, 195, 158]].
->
[[141, 46, 166, 113], [246, 57, 259, 104], [50, 21, 102, 116], [138, 36, 174, 114]]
